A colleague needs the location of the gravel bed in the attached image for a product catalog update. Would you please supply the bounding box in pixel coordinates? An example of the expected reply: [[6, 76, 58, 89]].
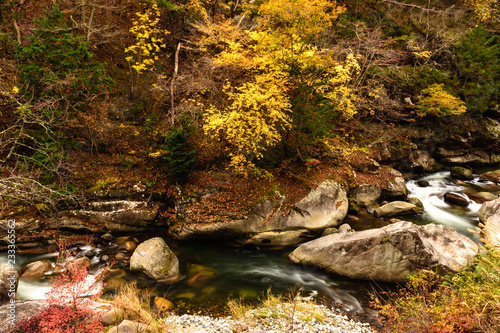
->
[[163, 304, 377, 333]]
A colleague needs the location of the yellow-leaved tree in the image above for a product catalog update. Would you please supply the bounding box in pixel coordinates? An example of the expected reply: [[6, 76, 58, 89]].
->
[[463, 0, 498, 22], [202, 0, 360, 168], [125, 2, 168, 84], [204, 73, 292, 167]]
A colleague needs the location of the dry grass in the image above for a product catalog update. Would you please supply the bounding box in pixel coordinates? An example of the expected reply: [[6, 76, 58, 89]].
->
[[227, 288, 326, 330], [111, 282, 177, 333]]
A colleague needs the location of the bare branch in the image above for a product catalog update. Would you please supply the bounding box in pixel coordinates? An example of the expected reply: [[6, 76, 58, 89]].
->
[[170, 42, 182, 126], [380, 0, 446, 13]]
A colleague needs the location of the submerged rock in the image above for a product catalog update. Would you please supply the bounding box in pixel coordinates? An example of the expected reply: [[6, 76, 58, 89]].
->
[[289, 221, 478, 283], [130, 237, 180, 282]]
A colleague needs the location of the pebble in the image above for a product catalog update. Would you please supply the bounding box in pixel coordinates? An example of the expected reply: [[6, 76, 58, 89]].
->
[[162, 304, 376, 333]]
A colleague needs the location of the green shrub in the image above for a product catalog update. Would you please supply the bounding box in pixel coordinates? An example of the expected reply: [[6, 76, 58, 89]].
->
[[15, 6, 113, 101], [161, 127, 196, 183]]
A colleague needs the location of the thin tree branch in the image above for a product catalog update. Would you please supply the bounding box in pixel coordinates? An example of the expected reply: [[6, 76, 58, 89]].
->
[[170, 42, 182, 126]]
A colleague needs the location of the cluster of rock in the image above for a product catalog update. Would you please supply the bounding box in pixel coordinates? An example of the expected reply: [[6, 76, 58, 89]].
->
[[4, 116, 500, 329]]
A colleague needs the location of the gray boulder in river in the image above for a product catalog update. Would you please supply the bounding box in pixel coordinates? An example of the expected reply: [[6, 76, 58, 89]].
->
[[130, 237, 180, 282], [478, 198, 500, 246], [289, 221, 478, 283]]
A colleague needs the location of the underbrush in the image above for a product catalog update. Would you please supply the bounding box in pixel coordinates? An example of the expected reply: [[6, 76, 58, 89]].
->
[[110, 282, 177, 333], [227, 288, 327, 331], [373, 247, 500, 333]]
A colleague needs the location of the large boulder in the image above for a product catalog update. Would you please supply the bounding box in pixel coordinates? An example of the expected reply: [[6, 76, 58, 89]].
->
[[0, 300, 45, 331], [130, 237, 180, 282], [478, 199, 500, 246], [0, 266, 18, 303], [289, 221, 478, 283], [49, 201, 162, 232], [381, 168, 408, 199], [171, 180, 348, 246], [410, 150, 437, 173], [373, 201, 423, 217], [437, 147, 490, 165], [349, 185, 381, 208]]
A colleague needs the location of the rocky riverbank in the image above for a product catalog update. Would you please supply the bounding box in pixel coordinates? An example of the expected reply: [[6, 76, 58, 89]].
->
[[162, 308, 376, 333]]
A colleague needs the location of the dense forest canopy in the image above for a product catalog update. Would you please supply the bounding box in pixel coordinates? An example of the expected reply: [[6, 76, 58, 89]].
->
[[1, 0, 500, 209]]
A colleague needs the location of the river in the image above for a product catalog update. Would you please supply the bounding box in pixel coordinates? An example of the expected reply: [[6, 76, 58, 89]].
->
[[1, 170, 497, 318]]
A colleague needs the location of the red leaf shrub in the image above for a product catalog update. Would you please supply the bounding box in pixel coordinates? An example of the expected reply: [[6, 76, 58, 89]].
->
[[12, 241, 105, 333]]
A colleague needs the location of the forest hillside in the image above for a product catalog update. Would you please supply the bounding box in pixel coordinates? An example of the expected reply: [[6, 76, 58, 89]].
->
[[1, 0, 500, 222]]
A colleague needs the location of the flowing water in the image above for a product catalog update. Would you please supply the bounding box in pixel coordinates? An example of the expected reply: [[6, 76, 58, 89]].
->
[[2, 171, 498, 317], [405, 171, 497, 242]]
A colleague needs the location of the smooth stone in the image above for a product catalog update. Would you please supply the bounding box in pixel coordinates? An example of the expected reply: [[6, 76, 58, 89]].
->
[[154, 296, 175, 312], [130, 237, 179, 281], [99, 306, 123, 326], [444, 192, 470, 207], [19, 260, 53, 279], [338, 224, 352, 233], [408, 197, 424, 209], [102, 233, 113, 241], [118, 240, 137, 252], [108, 320, 148, 333], [104, 277, 127, 291], [450, 166, 474, 181], [321, 227, 338, 237], [417, 180, 430, 187], [374, 201, 423, 217]]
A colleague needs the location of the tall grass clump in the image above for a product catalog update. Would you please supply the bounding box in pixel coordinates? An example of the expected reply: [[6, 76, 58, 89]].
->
[[111, 282, 175, 332]]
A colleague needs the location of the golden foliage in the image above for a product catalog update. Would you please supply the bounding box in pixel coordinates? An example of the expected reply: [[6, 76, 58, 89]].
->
[[463, 0, 498, 22], [125, 2, 169, 74], [204, 73, 292, 160], [415, 84, 467, 117], [200, 0, 360, 166]]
